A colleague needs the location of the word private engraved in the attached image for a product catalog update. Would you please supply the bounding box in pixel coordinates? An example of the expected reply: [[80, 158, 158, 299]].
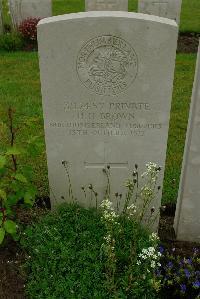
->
[[77, 35, 138, 96]]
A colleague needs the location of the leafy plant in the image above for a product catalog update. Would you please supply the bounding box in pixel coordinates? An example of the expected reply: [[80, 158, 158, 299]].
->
[[20, 162, 164, 298], [21, 203, 161, 299], [0, 107, 41, 244], [0, 32, 24, 51]]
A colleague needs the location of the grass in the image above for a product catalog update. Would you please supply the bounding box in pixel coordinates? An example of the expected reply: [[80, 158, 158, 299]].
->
[[0, 51, 197, 204], [180, 0, 200, 33], [163, 54, 196, 204], [2, 0, 200, 33], [0, 51, 48, 197]]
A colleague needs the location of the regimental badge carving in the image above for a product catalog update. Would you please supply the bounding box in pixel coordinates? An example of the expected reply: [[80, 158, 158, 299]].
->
[[76, 35, 138, 96]]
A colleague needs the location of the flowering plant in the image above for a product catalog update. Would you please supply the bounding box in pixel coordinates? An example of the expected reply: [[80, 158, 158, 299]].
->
[[18, 18, 40, 45], [99, 163, 163, 297], [123, 162, 162, 227], [158, 246, 200, 298]]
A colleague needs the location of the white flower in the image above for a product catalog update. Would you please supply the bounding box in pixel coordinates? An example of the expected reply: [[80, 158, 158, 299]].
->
[[100, 198, 112, 210], [151, 260, 156, 268], [141, 162, 161, 179], [141, 186, 153, 198], [100, 198, 118, 224], [104, 234, 111, 242], [127, 204, 137, 216], [137, 245, 161, 269], [149, 233, 159, 242]]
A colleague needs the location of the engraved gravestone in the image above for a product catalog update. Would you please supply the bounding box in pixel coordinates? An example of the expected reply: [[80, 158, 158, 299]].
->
[[138, 0, 182, 25], [9, 0, 52, 27], [174, 42, 200, 243], [38, 12, 178, 229], [85, 0, 128, 11]]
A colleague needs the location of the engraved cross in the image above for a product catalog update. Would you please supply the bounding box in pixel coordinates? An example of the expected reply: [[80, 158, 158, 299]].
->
[[84, 142, 128, 169]]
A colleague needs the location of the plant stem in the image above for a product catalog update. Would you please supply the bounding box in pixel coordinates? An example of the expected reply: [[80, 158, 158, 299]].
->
[[8, 107, 17, 172]]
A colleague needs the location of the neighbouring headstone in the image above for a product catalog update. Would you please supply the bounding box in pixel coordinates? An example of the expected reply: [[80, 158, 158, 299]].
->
[[138, 0, 182, 25], [174, 42, 200, 243], [9, 0, 52, 28], [38, 12, 178, 229], [85, 0, 128, 11]]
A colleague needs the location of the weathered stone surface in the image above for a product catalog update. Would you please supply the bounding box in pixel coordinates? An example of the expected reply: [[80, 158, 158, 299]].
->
[[38, 12, 177, 229], [174, 41, 200, 243], [9, 0, 52, 27], [85, 0, 128, 11], [138, 0, 182, 24]]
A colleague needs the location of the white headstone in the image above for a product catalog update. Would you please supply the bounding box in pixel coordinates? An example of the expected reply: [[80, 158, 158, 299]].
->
[[174, 42, 200, 243], [38, 12, 177, 228], [138, 0, 182, 25], [9, 0, 52, 28], [85, 0, 128, 11]]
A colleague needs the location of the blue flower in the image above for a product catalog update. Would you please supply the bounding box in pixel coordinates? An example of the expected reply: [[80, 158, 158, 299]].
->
[[159, 246, 164, 254], [184, 268, 191, 278], [185, 258, 192, 265], [193, 281, 200, 288], [155, 269, 161, 277], [167, 261, 173, 269], [180, 284, 187, 293], [193, 248, 199, 254], [179, 260, 184, 267]]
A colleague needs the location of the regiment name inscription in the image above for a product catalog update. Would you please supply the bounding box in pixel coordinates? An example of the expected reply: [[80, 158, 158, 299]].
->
[[77, 35, 138, 96]]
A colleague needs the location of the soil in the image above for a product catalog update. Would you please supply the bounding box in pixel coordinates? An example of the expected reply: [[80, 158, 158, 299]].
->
[[158, 203, 200, 256], [0, 204, 48, 299], [0, 238, 26, 299], [177, 33, 200, 53]]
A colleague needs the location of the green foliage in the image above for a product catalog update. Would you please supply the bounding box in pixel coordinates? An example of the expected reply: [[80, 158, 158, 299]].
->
[[0, 107, 42, 244], [4, 219, 17, 234], [0, 32, 24, 51], [0, 227, 5, 243], [21, 203, 160, 299]]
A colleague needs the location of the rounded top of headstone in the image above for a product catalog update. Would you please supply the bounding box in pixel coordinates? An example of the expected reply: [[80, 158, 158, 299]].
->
[[38, 11, 178, 27]]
